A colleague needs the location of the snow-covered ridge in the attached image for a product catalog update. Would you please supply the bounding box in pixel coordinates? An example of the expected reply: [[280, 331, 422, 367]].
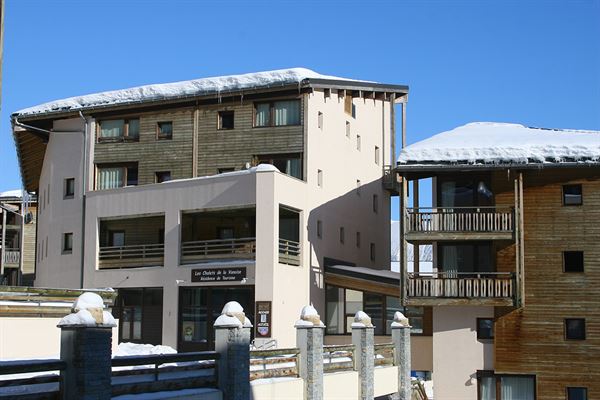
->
[[398, 122, 600, 165], [14, 68, 363, 117]]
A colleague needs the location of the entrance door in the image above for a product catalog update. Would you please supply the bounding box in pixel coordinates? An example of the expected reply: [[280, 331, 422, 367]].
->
[[178, 286, 254, 352]]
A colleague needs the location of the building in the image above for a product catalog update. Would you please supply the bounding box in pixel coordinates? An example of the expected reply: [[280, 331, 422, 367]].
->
[[0, 190, 37, 286], [11, 68, 409, 350], [396, 122, 600, 400]]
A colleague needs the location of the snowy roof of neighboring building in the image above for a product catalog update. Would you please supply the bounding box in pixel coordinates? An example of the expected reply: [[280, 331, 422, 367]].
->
[[0, 190, 23, 199], [397, 122, 600, 170], [325, 264, 400, 286], [13, 67, 408, 119]]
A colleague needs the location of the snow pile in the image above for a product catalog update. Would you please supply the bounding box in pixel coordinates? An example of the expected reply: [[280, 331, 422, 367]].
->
[[351, 310, 373, 328], [213, 301, 252, 328], [14, 68, 362, 117], [57, 292, 116, 327], [397, 122, 600, 165], [391, 311, 410, 328], [113, 342, 177, 357], [295, 305, 325, 328]]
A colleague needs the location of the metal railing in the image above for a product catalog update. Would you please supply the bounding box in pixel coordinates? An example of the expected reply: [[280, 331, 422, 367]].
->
[[249, 348, 300, 381], [0, 358, 66, 399], [407, 271, 514, 299], [2, 249, 20, 265], [99, 243, 164, 260], [181, 237, 256, 261], [406, 207, 514, 233], [323, 344, 355, 373], [374, 343, 395, 367], [278, 238, 301, 265]]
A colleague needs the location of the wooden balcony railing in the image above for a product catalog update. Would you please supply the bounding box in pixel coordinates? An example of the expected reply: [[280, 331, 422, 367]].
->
[[181, 237, 256, 263], [2, 249, 20, 265], [405, 207, 514, 240], [407, 272, 515, 305], [98, 243, 164, 269], [278, 238, 301, 266]]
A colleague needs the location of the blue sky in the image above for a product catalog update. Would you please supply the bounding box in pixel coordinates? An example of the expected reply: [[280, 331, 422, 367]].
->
[[1, 0, 599, 219]]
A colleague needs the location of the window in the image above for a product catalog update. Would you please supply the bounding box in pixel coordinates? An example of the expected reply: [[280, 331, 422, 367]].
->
[[370, 243, 376, 261], [157, 121, 173, 139], [109, 231, 125, 247], [64, 178, 75, 198], [155, 171, 171, 183], [565, 318, 586, 340], [356, 135, 361, 151], [317, 220, 323, 239], [564, 251, 584, 273], [372, 194, 378, 213], [375, 146, 380, 165], [62, 232, 73, 254], [98, 118, 139, 141], [218, 111, 234, 130], [318, 169, 323, 187], [346, 121, 351, 138], [356, 232, 361, 248], [339, 227, 345, 244], [477, 372, 536, 400], [324, 88, 331, 99], [254, 100, 300, 127], [567, 387, 588, 400], [217, 227, 234, 240], [256, 153, 303, 179], [318, 112, 323, 130], [96, 164, 138, 190], [218, 167, 235, 174], [344, 92, 353, 115], [563, 184, 582, 206], [477, 318, 494, 339]]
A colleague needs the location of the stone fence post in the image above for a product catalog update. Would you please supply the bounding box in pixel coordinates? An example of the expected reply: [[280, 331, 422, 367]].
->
[[213, 301, 253, 400], [351, 311, 375, 400], [391, 311, 411, 400], [57, 292, 117, 400], [295, 305, 325, 400]]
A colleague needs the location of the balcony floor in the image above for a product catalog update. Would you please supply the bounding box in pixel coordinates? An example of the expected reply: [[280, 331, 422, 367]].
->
[[405, 231, 514, 242], [405, 297, 515, 307]]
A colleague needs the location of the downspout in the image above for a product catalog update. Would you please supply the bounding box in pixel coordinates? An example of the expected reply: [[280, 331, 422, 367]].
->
[[78, 111, 88, 289]]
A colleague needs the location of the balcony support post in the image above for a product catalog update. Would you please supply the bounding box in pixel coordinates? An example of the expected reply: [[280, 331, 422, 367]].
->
[[1, 209, 6, 275], [518, 172, 525, 306], [400, 176, 407, 305], [412, 180, 419, 274]]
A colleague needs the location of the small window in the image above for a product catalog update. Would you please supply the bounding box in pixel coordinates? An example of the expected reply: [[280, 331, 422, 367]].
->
[[356, 232, 361, 248], [567, 387, 587, 400], [375, 146, 380, 165], [370, 243, 376, 261], [346, 121, 351, 138], [64, 178, 75, 198], [356, 135, 361, 151], [373, 194, 378, 213], [218, 111, 234, 130], [318, 112, 323, 130], [157, 121, 173, 140], [477, 318, 494, 339], [564, 251, 584, 273], [317, 220, 323, 239], [339, 227, 345, 244], [318, 170, 323, 187], [565, 318, 586, 340], [344, 92, 353, 115], [324, 88, 330, 99], [63, 232, 73, 254], [218, 167, 235, 174], [563, 184, 582, 206], [356, 180, 361, 195], [155, 171, 171, 183]]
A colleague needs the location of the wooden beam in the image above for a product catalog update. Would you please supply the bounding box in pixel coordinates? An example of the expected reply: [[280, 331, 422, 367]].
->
[[413, 179, 420, 274], [518, 172, 525, 307]]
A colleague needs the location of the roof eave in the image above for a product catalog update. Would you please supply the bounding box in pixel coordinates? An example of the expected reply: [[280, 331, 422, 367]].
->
[[395, 160, 600, 174]]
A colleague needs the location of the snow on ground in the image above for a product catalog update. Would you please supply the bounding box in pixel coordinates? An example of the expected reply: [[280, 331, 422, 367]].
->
[[397, 122, 600, 165], [113, 342, 177, 357], [14, 68, 365, 117]]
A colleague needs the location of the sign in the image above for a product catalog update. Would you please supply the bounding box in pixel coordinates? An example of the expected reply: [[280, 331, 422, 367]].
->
[[191, 267, 246, 283], [255, 301, 272, 338]]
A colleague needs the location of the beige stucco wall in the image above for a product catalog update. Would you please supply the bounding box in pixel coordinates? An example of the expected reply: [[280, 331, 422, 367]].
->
[[251, 378, 303, 400], [374, 366, 399, 397], [0, 317, 119, 359], [432, 306, 494, 400], [323, 370, 360, 399]]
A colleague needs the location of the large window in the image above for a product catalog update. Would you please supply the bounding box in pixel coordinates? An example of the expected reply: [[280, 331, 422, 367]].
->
[[438, 242, 494, 275], [114, 288, 163, 345], [254, 100, 300, 127], [256, 153, 302, 179], [438, 176, 494, 207], [478, 371, 535, 400], [96, 164, 138, 190], [98, 119, 139, 141]]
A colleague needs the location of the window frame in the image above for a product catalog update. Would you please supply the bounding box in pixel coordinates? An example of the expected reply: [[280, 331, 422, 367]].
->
[[562, 184, 583, 206], [563, 251, 584, 273], [476, 317, 495, 340], [64, 178, 75, 199], [253, 99, 301, 128], [477, 371, 536, 400], [155, 171, 171, 183], [566, 387, 588, 400], [156, 121, 173, 140], [565, 318, 586, 340], [95, 163, 138, 190], [218, 110, 235, 130], [97, 118, 140, 142], [62, 232, 73, 254]]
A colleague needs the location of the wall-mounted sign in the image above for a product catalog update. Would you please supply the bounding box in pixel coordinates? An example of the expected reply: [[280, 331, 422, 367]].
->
[[191, 267, 246, 283], [255, 301, 272, 338]]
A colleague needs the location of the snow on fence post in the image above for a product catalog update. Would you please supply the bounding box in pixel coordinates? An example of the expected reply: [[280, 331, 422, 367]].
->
[[57, 292, 117, 400], [391, 311, 412, 400], [213, 301, 253, 400], [351, 311, 375, 400], [295, 305, 325, 400]]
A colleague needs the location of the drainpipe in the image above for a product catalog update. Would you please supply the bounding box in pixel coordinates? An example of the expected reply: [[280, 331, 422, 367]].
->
[[78, 111, 88, 289]]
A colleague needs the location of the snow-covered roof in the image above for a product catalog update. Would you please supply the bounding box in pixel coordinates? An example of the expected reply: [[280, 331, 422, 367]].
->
[[13, 68, 405, 118], [397, 122, 600, 168], [0, 189, 23, 199]]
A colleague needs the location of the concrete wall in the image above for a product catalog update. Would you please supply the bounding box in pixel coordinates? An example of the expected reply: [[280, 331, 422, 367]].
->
[[323, 370, 360, 399], [432, 306, 494, 400], [374, 366, 399, 397], [0, 317, 119, 358], [251, 378, 303, 400]]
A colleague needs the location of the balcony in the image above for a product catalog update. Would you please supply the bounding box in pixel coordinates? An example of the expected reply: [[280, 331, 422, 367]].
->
[[181, 237, 256, 263], [405, 207, 514, 242], [99, 243, 164, 269], [278, 238, 300, 266], [406, 272, 515, 306]]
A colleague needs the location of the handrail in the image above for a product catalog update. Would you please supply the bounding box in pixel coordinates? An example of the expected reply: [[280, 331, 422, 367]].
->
[[0, 359, 66, 375], [405, 207, 514, 233], [111, 351, 219, 367], [409, 271, 514, 277], [181, 237, 256, 257], [99, 243, 164, 261], [407, 206, 511, 211], [407, 272, 515, 299]]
